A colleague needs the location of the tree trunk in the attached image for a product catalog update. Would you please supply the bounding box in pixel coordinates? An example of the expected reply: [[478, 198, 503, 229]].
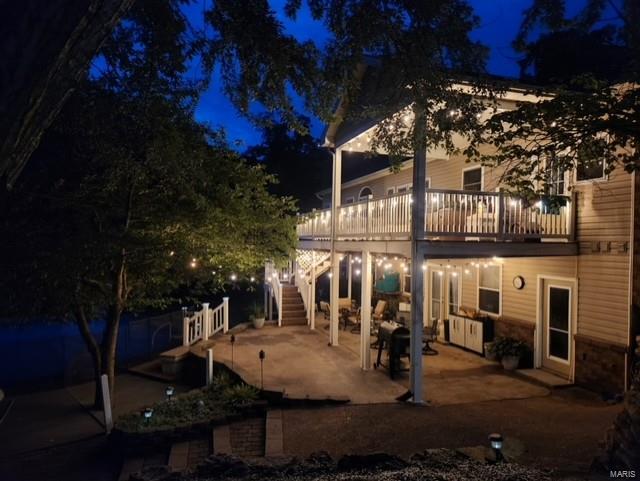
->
[[101, 306, 122, 407], [74, 305, 103, 408]]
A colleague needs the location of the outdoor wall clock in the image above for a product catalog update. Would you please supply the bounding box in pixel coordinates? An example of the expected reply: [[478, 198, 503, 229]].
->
[[512, 276, 525, 290]]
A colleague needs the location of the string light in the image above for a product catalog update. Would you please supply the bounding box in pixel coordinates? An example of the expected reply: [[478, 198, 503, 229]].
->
[[250, 277, 255, 282], [230, 274, 237, 281], [355, 269, 361, 276], [169, 251, 175, 257], [327, 272, 333, 278], [190, 260, 197, 268]]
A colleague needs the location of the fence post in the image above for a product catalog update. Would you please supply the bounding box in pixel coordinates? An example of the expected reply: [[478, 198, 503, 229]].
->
[[206, 348, 214, 385], [222, 297, 230, 333], [201, 302, 210, 339], [497, 191, 505, 239], [101, 374, 113, 434], [182, 306, 189, 346]]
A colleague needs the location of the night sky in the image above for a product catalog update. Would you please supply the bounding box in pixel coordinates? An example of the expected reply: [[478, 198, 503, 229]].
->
[[187, 0, 536, 148]]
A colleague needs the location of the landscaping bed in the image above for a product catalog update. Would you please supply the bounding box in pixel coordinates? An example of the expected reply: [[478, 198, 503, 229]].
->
[[113, 373, 265, 453], [128, 449, 559, 481]]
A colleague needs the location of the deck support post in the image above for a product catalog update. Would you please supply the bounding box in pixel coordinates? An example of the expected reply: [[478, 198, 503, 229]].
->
[[347, 253, 352, 301], [329, 147, 342, 346], [310, 250, 316, 330], [202, 302, 210, 339], [360, 250, 372, 370], [409, 106, 427, 404]]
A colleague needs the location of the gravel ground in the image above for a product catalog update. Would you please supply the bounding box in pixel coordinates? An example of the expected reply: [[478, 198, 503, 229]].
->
[[130, 450, 570, 481]]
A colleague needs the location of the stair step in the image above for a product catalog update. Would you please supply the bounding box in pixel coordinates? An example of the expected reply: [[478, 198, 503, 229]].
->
[[282, 318, 307, 326]]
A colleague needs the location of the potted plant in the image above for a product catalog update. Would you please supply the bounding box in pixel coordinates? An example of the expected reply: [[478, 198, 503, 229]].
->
[[484, 341, 498, 361], [249, 303, 265, 329], [494, 336, 527, 370]]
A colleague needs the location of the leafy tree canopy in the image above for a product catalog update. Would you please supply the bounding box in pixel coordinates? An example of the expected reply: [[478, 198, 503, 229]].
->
[[244, 119, 331, 211], [468, 0, 639, 196]]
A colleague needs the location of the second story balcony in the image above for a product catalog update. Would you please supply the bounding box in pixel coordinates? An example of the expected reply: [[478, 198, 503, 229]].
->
[[297, 188, 575, 242]]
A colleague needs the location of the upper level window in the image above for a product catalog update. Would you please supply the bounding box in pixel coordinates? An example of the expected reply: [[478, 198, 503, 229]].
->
[[546, 157, 566, 195], [387, 187, 396, 196], [463, 167, 482, 191], [358, 186, 373, 201], [343, 196, 354, 204], [478, 264, 500, 315], [397, 183, 411, 194], [576, 159, 606, 182]]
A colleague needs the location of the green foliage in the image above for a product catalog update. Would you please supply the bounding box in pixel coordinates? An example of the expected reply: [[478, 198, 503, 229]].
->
[[493, 337, 528, 359], [220, 383, 260, 408], [116, 377, 258, 433], [248, 303, 265, 321], [469, 0, 639, 196]]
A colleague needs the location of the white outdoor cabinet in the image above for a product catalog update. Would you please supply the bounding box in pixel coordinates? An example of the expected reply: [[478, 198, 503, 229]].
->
[[449, 314, 466, 347], [448, 314, 492, 355]]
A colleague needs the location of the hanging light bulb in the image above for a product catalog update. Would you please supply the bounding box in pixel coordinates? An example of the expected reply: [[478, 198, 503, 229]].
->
[[250, 276, 255, 282], [355, 269, 361, 276], [230, 274, 237, 281], [169, 251, 175, 257]]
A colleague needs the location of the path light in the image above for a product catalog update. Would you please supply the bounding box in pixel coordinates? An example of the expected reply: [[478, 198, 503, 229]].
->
[[143, 407, 153, 422], [230, 334, 236, 370], [165, 386, 175, 401], [488, 433, 504, 463], [259, 350, 266, 390]]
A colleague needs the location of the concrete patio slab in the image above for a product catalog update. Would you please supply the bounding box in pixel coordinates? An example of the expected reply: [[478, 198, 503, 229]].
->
[[210, 324, 550, 406]]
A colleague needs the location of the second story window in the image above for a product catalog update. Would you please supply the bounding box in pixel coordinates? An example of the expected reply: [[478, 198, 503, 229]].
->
[[462, 167, 482, 191], [576, 159, 606, 182], [358, 186, 373, 201], [546, 157, 566, 195]]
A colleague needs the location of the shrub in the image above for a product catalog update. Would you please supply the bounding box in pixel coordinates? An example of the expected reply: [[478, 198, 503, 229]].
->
[[221, 383, 259, 407], [493, 336, 527, 358]]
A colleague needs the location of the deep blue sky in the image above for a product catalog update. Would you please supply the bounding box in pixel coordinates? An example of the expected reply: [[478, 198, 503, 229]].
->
[[188, 0, 535, 148]]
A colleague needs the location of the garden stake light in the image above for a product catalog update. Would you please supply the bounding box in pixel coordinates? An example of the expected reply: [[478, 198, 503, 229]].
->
[[259, 349, 265, 390], [165, 386, 175, 401], [488, 433, 504, 463]]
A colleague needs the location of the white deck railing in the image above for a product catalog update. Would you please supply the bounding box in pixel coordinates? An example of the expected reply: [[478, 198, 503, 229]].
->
[[265, 261, 287, 326], [182, 298, 229, 346], [297, 189, 574, 241]]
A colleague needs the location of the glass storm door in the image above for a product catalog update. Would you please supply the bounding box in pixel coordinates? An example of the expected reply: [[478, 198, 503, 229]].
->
[[430, 270, 443, 324], [542, 281, 573, 377]]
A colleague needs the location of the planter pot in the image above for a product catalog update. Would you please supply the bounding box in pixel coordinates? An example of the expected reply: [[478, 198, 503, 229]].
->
[[484, 342, 497, 361], [252, 317, 265, 329], [501, 355, 520, 371]]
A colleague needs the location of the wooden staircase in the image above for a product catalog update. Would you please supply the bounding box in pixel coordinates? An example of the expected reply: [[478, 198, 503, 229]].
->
[[280, 284, 307, 326]]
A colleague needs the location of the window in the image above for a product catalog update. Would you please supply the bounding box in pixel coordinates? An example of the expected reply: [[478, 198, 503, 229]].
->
[[403, 270, 411, 294], [430, 270, 443, 321], [343, 196, 354, 204], [448, 273, 460, 315], [386, 187, 396, 196], [358, 186, 373, 201], [463, 167, 482, 191], [478, 265, 500, 314], [576, 159, 605, 182], [545, 157, 566, 195], [397, 183, 412, 194]]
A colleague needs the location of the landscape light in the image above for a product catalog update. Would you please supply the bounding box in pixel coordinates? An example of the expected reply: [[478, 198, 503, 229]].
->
[[488, 433, 504, 463], [143, 407, 153, 421], [165, 386, 175, 400]]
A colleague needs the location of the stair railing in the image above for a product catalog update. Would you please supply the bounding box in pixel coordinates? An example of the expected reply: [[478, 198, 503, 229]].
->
[[182, 298, 229, 346]]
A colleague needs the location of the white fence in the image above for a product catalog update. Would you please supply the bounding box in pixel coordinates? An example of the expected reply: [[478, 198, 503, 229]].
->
[[297, 189, 574, 241], [265, 261, 290, 327], [182, 298, 229, 346]]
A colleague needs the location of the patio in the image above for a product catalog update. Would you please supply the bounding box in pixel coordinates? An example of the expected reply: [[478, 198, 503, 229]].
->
[[211, 321, 549, 406]]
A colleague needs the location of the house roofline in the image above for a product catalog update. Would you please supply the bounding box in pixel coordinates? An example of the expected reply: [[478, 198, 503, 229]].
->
[[315, 159, 413, 197]]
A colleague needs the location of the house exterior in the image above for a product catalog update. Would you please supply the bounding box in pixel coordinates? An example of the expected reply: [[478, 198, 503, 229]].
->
[[266, 82, 637, 397]]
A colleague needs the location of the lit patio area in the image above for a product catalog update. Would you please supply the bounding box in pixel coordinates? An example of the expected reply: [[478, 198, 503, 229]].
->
[[211, 321, 549, 406]]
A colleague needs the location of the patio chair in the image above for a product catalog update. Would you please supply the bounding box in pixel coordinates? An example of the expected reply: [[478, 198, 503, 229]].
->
[[369, 301, 387, 347], [372, 300, 387, 322], [348, 307, 361, 333], [319, 301, 330, 320], [422, 319, 439, 355]]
